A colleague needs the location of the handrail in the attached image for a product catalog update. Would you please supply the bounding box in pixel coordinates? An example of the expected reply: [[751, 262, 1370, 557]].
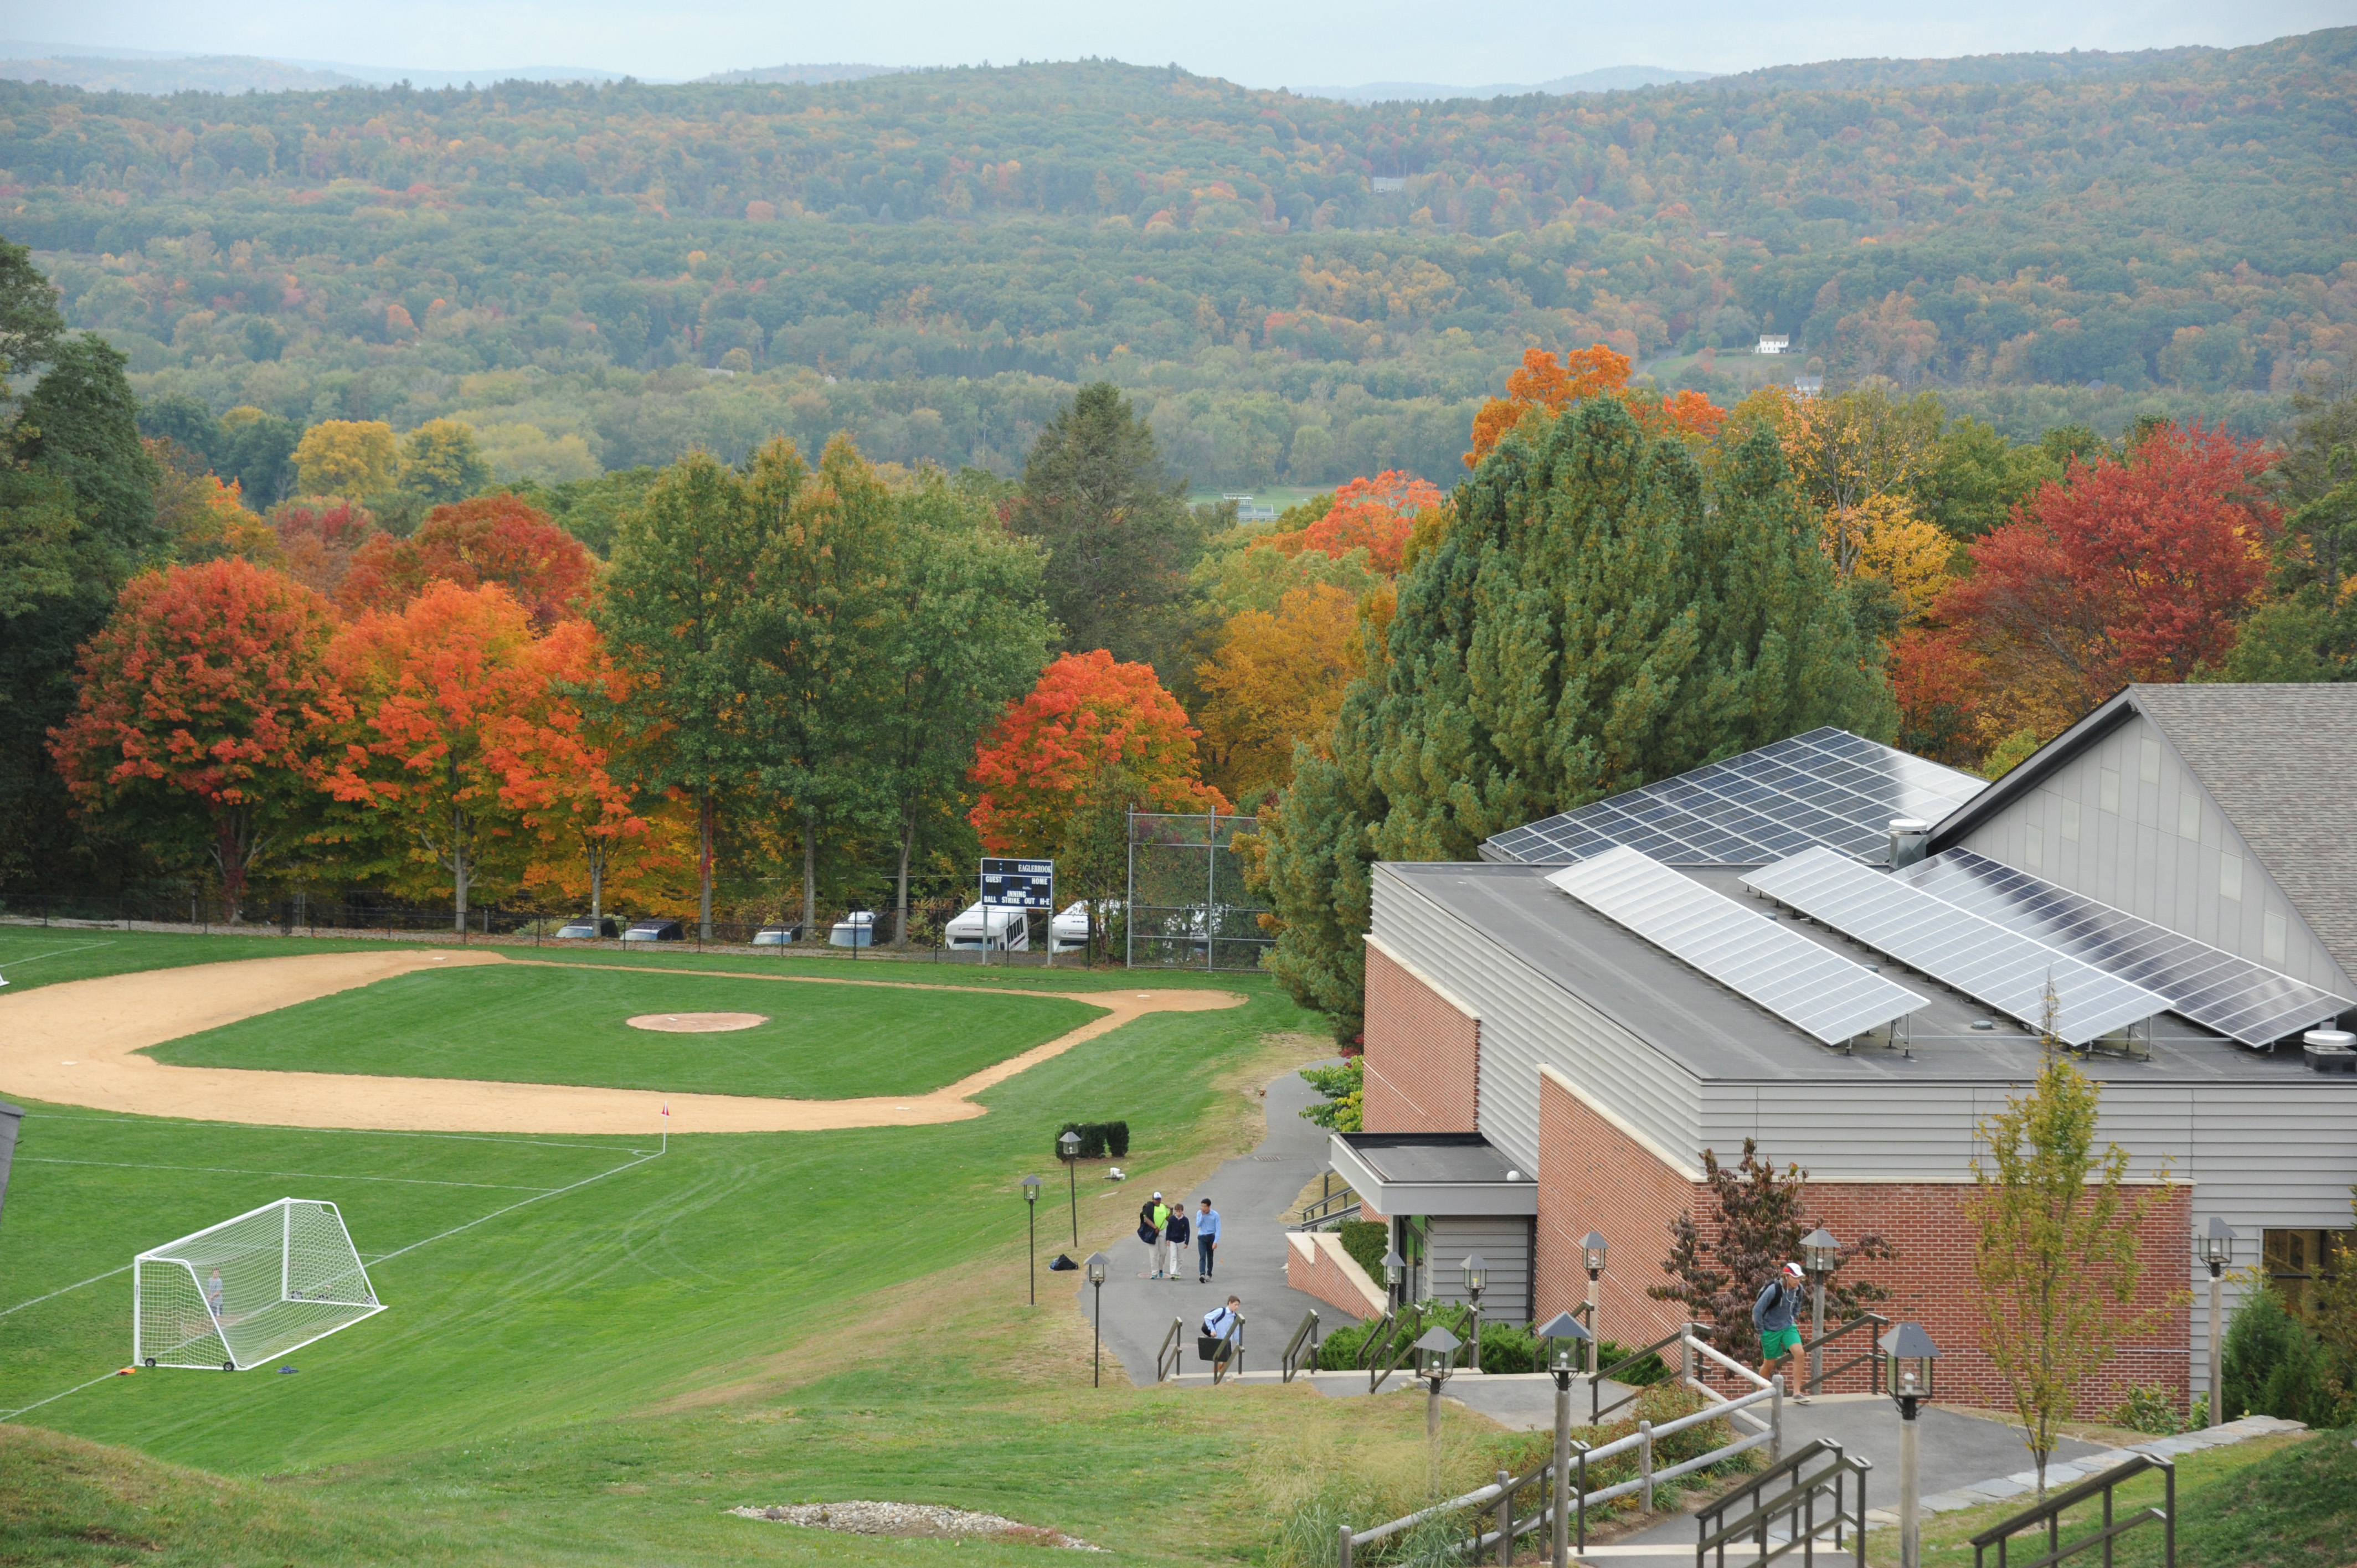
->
[[1280, 1308, 1321, 1382], [1594, 1322, 1692, 1423], [1369, 1313, 1414, 1392], [1212, 1316, 1246, 1385], [1154, 1316, 1185, 1383], [1971, 1453, 2175, 1568], [1293, 1184, 1361, 1228], [1696, 1437, 1871, 1567], [1799, 1311, 1889, 1395]]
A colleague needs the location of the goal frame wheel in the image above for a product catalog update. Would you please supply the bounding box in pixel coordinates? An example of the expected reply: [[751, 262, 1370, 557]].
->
[[144, 1357, 156, 1369], [223, 1359, 235, 1371]]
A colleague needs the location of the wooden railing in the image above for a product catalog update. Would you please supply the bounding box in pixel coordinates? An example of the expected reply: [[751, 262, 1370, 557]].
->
[[1972, 1453, 2175, 1568], [1695, 1436, 1871, 1566]]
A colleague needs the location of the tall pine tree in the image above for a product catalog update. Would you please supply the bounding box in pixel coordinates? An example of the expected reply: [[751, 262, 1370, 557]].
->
[[1258, 396, 1892, 1038]]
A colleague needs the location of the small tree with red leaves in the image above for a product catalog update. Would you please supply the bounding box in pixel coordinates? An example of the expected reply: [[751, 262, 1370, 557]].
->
[[338, 494, 598, 628]]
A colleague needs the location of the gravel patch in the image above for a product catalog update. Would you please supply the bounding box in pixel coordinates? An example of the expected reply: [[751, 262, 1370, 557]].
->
[[733, 1500, 1103, 1549]]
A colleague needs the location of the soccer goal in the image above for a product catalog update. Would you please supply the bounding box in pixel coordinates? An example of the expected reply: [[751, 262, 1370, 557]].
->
[[134, 1198, 385, 1371]]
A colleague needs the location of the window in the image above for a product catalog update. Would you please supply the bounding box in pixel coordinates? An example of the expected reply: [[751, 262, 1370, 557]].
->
[[2178, 791, 2201, 839], [2140, 737, 2160, 783], [2100, 767, 2121, 813], [2025, 823, 2044, 870], [2220, 853, 2243, 901], [2265, 1227, 2354, 1317], [2265, 909, 2287, 966], [2061, 798, 2081, 842]]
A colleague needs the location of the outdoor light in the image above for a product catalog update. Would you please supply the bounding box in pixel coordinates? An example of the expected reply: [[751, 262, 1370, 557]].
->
[[1084, 1251, 1111, 1388], [1535, 1311, 1594, 1568], [1413, 1324, 1462, 1381], [1581, 1230, 1608, 1380], [1057, 1131, 1082, 1246], [1382, 1246, 1406, 1307], [1801, 1226, 1839, 1397], [1462, 1254, 1488, 1373], [1058, 1129, 1082, 1159], [1880, 1323, 1940, 1568], [1021, 1175, 1043, 1306], [1801, 1226, 1840, 1276], [1536, 1311, 1592, 1380], [2199, 1218, 2236, 1428], [1582, 1230, 1609, 1278]]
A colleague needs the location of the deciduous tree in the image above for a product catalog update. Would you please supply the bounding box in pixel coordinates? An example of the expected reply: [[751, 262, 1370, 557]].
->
[[1466, 344, 1632, 465], [398, 418, 492, 506], [292, 419, 398, 499], [1194, 582, 1363, 801], [269, 500, 380, 599], [50, 558, 347, 914], [1968, 1057, 2179, 1495], [338, 494, 598, 627]]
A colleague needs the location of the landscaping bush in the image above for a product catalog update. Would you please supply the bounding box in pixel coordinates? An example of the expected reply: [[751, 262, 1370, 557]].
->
[[1336, 1219, 1387, 1279], [1053, 1120, 1129, 1160], [2223, 1285, 2354, 1428]]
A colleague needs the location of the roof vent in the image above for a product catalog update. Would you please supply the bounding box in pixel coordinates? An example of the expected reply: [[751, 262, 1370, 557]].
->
[[1889, 817, 1933, 869]]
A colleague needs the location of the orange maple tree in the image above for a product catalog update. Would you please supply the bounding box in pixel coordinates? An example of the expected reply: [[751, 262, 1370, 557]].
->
[[50, 558, 349, 916], [968, 649, 1229, 856], [328, 581, 610, 928], [338, 495, 598, 627], [1267, 470, 1443, 574], [1911, 423, 2278, 755], [1466, 344, 1726, 465], [270, 500, 380, 598]]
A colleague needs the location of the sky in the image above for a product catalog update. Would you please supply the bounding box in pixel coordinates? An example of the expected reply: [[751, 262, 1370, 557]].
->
[[14, 0, 2349, 87]]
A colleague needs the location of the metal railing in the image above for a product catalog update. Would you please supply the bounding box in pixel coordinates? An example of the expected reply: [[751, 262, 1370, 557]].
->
[[1281, 1309, 1321, 1383], [1337, 1443, 1592, 1568], [1155, 1316, 1186, 1383], [1211, 1317, 1246, 1385], [1971, 1453, 2175, 1568], [1696, 1437, 1871, 1567], [1293, 1183, 1361, 1229], [1800, 1312, 1888, 1396], [1596, 1323, 1691, 1423], [1338, 1380, 1785, 1566]]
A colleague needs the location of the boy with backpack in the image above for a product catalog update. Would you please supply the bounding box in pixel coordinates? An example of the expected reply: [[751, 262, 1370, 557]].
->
[[1753, 1261, 1810, 1404]]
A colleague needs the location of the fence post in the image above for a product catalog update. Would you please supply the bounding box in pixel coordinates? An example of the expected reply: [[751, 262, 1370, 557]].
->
[[1638, 1419, 1654, 1513], [1772, 1373, 1784, 1464], [1496, 1468, 1511, 1566], [1124, 808, 1136, 970], [1336, 1523, 1352, 1568], [1205, 809, 1217, 971]]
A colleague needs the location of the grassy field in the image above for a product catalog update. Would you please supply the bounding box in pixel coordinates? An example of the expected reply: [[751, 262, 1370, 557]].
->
[[145, 963, 1102, 1098]]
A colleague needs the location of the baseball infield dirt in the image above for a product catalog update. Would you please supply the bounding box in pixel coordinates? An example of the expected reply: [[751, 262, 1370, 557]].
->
[[0, 949, 1242, 1134]]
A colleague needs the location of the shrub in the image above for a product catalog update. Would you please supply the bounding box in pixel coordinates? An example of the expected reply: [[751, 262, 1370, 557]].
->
[[2111, 1383, 2190, 1436], [1336, 1219, 1387, 1279], [1053, 1120, 1129, 1160], [2223, 1285, 2352, 1427]]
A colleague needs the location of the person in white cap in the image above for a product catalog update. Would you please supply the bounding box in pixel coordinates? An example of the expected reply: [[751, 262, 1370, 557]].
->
[[1138, 1190, 1169, 1277], [1754, 1260, 1810, 1402]]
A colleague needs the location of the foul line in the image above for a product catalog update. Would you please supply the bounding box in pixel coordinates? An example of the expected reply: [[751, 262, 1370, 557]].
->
[[22, 1114, 649, 1154], [0, 940, 118, 968], [19, 1157, 557, 1193]]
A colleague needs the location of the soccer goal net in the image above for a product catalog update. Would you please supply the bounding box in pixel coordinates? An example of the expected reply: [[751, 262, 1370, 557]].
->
[[134, 1198, 384, 1370]]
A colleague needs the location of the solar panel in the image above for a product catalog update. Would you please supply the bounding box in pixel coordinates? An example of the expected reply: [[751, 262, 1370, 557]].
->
[[1485, 728, 1986, 866], [1547, 845, 1929, 1046], [1898, 849, 2353, 1047], [1742, 848, 2169, 1047]]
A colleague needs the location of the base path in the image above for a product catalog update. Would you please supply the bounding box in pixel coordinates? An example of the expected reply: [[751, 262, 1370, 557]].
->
[[0, 949, 1241, 1134]]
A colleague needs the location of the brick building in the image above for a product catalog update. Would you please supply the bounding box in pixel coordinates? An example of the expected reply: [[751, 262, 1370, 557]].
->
[[1298, 688, 2357, 1414]]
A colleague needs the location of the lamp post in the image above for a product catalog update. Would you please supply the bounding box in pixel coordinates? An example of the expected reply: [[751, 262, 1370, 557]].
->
[[1058, 1129, 1082, 1245], [2199, 1217, 2235, 1427], [1412, 1324, 1463, 1447], [1021, 1175, 1042, 1306], [1382, 1247, 1406, 1313], [1881, 1323, 1941, 1568], [1582, 1231, 1609, 1378], [1538, 1311, 1593, 1568], [1085, 1251, 1110, 1387], [1461, 1254, 1489, 1373], [1800, 1226, 1839, 1397]]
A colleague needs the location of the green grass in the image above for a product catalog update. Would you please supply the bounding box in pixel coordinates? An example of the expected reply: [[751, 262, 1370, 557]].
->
[[144, 964, 1102, 1099], [0, 926, 389, 994]]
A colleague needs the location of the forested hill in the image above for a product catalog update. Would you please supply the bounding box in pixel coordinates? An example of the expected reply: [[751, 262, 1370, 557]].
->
[[1, 30, 2349, 488]]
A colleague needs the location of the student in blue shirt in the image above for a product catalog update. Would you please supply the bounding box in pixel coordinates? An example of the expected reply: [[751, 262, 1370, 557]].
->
[[1196, 1198, 1221, 1283]]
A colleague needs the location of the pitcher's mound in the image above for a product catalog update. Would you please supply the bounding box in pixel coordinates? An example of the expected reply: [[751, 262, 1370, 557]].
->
[[626, 1012, 769, 1033]]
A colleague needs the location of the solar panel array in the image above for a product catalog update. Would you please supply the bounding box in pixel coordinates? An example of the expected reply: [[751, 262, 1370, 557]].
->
[[1484, 727, 1987, 867], [1899, 849, 2353, 1046], [1547, 845, 1929, 1045], [1742, 848, 2169, 1047]]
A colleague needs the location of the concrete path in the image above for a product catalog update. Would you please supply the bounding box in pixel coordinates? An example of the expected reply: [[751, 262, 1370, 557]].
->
[[1081, 1066, 1349, 1385]]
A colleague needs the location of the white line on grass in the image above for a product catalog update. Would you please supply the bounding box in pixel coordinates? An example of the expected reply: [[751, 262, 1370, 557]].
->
[[0, 1265, 132, 1319], [19, 1157, 558, 1193], [0, 940, 118, 967], [29, 1114, 650, 1154], [366, 1142, 665, 1265], [0, 1368, 131, 1421]]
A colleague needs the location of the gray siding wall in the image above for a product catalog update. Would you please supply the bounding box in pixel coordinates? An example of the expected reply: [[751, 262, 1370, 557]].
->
[[1424, 1215, 1537, 1324], [1371, 865, 1703, 1178], [1955, 713, 2355, 997]]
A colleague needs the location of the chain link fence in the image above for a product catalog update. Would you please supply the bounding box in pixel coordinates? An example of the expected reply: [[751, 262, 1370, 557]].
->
[[1125, 811, 1273, 972]]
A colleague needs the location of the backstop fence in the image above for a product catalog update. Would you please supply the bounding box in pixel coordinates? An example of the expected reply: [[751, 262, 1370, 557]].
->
[[1125, 811, 1274, 972]]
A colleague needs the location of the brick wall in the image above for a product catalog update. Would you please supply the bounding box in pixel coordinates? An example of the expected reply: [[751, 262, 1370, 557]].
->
[[1363, 940, 1480, 1133], [1286, 1232, 1386, 1321], [1535, 1068, 2193, 1416]]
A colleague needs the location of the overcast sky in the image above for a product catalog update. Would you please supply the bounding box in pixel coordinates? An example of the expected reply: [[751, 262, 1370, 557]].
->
[[17, 1, 2348, 86]]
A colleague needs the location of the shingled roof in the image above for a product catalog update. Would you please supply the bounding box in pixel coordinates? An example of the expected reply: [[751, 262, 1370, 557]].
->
[[2132, 684, 2357, 981]]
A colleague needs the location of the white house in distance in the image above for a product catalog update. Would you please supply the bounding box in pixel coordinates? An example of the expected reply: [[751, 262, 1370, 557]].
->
[[1293, 684, 2357, 1415], [1757, 334, 1792, 354]]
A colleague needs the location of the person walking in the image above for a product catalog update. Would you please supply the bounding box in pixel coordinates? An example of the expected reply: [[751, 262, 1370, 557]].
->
[[1163, 1201, 1190, 1280], [1196, 1198, 1221, 1283], [1202, 1296, 1243, 1368], [1754, 1261, 1810, 1404], [1139, 1191, 1169, 1277]]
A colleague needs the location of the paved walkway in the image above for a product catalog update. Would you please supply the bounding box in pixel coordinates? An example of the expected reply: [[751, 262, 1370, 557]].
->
[[1080, 1066, 1346, 1384]]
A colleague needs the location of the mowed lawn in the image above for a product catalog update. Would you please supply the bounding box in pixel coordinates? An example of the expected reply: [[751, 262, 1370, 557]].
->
[[142, 963, 1103, 1100]]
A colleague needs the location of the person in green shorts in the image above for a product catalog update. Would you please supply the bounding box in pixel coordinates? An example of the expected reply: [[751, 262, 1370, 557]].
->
[[1753, 1261, 1809, 1403]]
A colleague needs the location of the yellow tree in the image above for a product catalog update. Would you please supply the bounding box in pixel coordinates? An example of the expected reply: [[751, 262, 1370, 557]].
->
[[1194, 582, 1365, 801], [292, 419, 398, 498]]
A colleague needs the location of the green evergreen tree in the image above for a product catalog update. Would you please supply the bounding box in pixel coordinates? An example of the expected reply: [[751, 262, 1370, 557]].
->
[[1255, 398, 1892, 1038], [1011, 381, 1204, 684]]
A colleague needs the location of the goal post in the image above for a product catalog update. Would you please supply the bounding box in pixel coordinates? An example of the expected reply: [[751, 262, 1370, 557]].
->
[[133, 1198, 384, 1370]]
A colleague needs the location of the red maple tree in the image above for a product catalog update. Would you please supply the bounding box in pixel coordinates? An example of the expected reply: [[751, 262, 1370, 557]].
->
[[1272, 471, 1444, 574], [969, 650, 1229, 856], [50, 558, 349, 915], [338, 495, 598, 628], [269, 500, 380, 598]]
